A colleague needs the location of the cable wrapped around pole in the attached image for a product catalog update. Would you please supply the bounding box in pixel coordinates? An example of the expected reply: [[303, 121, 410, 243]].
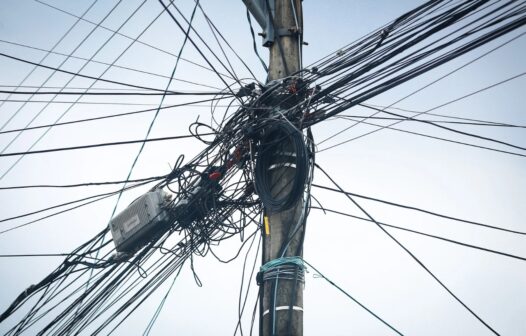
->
[[255, 119, 308, 213]]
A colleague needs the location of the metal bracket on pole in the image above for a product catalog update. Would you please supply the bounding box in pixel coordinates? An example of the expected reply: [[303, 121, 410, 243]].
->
[[242, 0, 276, 47]]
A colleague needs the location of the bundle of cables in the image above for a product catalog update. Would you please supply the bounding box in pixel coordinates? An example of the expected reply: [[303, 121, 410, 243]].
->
[[254, 119, 309, 213]]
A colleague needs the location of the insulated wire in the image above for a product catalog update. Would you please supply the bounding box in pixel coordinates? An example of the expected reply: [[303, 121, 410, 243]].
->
[[0, 133, 215, 158], [302, 259, 404, 336], [310, 206, 526, 263], [312, 184, 526, 235], [319, 113, 526, 158], [0, 96, 234, 136], [315, 30, 526, 149], [0, 0, 151, 179], [0, 39, 222, 91], [32, 0, 235, 80], [315, 163, 500, 335], [0, 0, 98, 114]]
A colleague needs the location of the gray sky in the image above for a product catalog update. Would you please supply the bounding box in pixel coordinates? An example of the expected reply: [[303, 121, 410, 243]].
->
[[0, 0, 525, 335]]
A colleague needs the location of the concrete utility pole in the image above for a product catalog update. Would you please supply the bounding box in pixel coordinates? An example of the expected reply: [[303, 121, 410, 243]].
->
[[260, 1, 304, 335]]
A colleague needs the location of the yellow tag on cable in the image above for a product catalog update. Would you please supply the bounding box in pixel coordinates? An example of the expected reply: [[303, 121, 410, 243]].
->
[[264, 216, 270, 235]]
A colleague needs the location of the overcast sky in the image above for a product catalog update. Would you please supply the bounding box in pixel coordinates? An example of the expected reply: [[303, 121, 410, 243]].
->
[[0, 0, 525, 335]]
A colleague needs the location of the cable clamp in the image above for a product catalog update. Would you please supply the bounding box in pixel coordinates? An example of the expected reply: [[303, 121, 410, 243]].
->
[[256, 271, 264, 286], [277, 27, 302, 37]]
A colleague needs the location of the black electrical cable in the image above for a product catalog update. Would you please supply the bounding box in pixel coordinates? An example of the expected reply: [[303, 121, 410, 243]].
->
[[33, 0, 235, 80], [190, 2, 241, 81], [318, 114, 526, 158], [0, 99, 165, 106], [335, 114, 526, 128], [316, 163, 500, 335], [374, 107, 526, 150], [0, 180, 155, 224], [318, 69, 526, 147], [233, 232, 261, 336], [302, 259, 405, 336], [197, 1, 260, 81], [312, 184, 526, 235], [0, 90, 233, 96], [0, 0, 98, 113], [158, 0, 243, 100], [0, 0, 126, 148], [0, 175, 168, 190], [246, 9, 269, 73], [303, 0, 526, 130], [0, 96, 233, 136], [254, 120, 308, 212], [0, 38, 222, 90], [0, 133, 215, 158], [0, 52, 187, 94], [310, 206, 526, 262], [4, 1, 525, 334]]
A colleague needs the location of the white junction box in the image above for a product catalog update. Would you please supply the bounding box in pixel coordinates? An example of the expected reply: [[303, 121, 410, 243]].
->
[[109, 190, 169, 252]]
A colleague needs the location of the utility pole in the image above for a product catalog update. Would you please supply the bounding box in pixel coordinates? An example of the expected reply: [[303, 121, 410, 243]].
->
[[259, 1, 305, 335]]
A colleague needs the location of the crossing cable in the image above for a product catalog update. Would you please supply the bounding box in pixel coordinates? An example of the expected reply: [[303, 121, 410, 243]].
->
[[195, 0, 259, 81], [2, 167, 259, 333], [317, 70, 526, 151], [0, 0, 194, 180], [302, 258, 404, 336], [0, 133, 214, 158], [1, 3, 264, 328], [167, 1, 244, 84], [309, 0, 523, 91], [334, 114, 526, 128], [158, 0, 244, 101], [314, 29, 526, 149], [0, 43, 207, 96], [0, 0, 169, 158], [312, 184, 526, 236], [302, 0, 461, 74], [315, 163, 501, 336], [309, 206, 526, 263], [2, 0, 524, 333], [339, 105, 526, 128], [0, 39, 221, 90], [0, 96, 232, 136], [0, 180, 158, 225], [318, 115, 526, 158], [0, 0, 123, 134], [360, 95, 526, 151], [242, 1, 525, 140], [15, 192, 240, 330], [107, 0, 201, 222], [32, 0, 235, 80], [69, 0, 218, 309], [368, 104, 526, 128], [0, 0, 98, 114], [93, 194, 258, 334], [303, 0, 526, 129]]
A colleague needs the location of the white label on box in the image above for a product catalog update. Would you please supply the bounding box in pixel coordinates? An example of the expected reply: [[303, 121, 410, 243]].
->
[[123, 214, 141, 233]]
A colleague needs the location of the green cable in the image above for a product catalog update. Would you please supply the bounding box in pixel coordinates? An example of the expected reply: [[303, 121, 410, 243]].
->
[[260, 256, 305, 273], [261, 256, 404, 335]]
